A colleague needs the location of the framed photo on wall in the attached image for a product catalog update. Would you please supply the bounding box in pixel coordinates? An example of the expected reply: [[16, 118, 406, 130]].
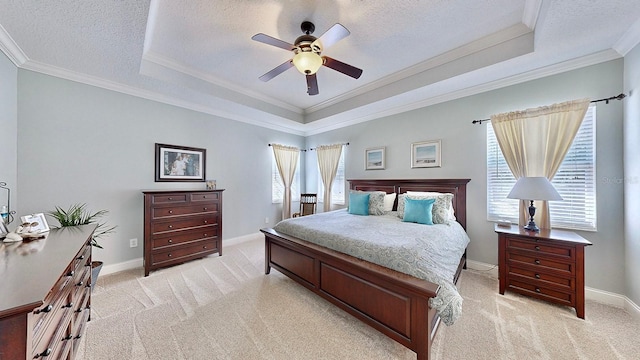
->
[[365, 147, 386, 170], [411, 140, 441, 168], [155, 143, 206, 182]]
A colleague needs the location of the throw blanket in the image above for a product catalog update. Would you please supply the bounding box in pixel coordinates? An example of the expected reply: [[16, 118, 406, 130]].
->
[[273, 209, 470, 325]]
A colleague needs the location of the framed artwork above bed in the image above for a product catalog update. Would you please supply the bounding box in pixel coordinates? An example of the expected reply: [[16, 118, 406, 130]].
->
[[411, 140, 441, 168]]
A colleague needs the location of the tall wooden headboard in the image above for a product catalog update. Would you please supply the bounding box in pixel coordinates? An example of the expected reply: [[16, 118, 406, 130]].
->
[[348, 179, 471, 230]]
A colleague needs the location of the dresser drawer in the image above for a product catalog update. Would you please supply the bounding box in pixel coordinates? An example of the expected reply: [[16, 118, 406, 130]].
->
[[152, 203, 219, 219], [507, 237, 574, 259], [150, 193, 188, 204], [507, 252, 573, 275], [151, 226, 219, 250], [508, 279, 573, 306], [151, 239, 218, 266], [190, 192, 220, 202], [508, 266, 573, 287], [33, 306, 73, 360], [32, 269, 75, 343], [151, 214, 219, 234]]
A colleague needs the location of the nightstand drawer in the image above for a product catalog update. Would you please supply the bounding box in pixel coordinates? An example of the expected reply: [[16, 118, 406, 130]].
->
[[508, 266, 573, 287], [507, 237, 574, 259], [507, 252, 573, 275], [508, 279, 573, 305]]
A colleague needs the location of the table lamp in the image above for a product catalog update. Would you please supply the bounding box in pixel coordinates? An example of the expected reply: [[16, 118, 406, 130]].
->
[[507, 176, 563, 232]]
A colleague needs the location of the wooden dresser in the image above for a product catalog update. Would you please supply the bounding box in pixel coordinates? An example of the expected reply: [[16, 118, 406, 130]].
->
[[0, 224, 96, 360], [143, 189, 224, 276], [496, 224, 592, 318]]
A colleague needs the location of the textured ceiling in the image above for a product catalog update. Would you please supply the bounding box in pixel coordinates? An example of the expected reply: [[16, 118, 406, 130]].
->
[[0, 0, 639, 135]]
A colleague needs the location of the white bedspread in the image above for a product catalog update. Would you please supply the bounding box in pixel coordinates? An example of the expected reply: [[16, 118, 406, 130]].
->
[[273, 209, 470, 325]]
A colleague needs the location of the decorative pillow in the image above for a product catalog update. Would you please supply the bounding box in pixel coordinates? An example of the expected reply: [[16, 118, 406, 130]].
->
[[383, 193, 397, 212], [405, 191, 455, 224], [367, 191, 386, 215], [402, 197, 435, 225], [348, 192, 370, 216]]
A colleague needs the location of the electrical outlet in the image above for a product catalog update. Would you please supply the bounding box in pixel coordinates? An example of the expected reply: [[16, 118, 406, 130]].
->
[[129, 238, 138, 248], [265, 217, 269, 224]]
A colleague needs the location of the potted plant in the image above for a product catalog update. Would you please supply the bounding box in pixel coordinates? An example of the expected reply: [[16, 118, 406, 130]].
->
[[47, 203, 116, 290]]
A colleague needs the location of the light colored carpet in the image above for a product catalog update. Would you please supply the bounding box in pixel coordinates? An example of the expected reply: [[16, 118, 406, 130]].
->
[[77, 234, 640, 359]]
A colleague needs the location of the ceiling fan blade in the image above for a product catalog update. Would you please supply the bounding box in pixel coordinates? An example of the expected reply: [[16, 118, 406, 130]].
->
[[251, 33, 295, 51], [313, 23, 350, 50], [306, 74, 319, 95], [259, 60, 294, 82], [322, 56, 363, 79]]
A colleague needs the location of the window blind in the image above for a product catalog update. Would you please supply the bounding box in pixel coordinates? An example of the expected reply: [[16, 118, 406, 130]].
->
[[487, 105, 596, 231]]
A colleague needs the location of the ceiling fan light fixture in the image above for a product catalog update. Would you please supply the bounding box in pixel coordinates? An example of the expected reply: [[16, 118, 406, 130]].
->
[[292, 50, 323, 75]]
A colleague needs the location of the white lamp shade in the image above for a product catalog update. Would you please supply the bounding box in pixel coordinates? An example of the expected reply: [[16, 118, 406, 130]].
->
[[292, 51, 323, 75], [507, 177, 563, 201]]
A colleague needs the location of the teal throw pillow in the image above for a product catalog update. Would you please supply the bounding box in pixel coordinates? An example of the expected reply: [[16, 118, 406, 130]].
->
[[348, 192, 370, 216], [403, 197, 435, 225]]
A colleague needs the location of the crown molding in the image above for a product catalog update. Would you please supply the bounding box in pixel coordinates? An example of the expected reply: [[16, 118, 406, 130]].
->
[[0, 23, 28, 66], [303, 49, 621, 136], [20, 59, 306, 136], [142, 50, 302, 114], [305, 23, 533, 115], [613, 17, 640, 56], [522, 0, 543, 30]]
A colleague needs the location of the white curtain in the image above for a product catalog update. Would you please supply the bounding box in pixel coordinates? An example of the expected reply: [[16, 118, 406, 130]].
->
[[491, 98, 590, 229], [271, 144, 300, 219], [316, 144, 343, 212]]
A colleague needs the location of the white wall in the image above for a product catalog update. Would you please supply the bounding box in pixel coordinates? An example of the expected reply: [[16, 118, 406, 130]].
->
[[307, 59, 626, 294], [16, 70, 304, 267], [0, 51, 17, 221], [624, 43, 640, 306]]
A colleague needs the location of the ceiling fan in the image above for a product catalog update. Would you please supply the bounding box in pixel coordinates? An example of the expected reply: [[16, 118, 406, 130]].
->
[[251, 21, 363, 96]]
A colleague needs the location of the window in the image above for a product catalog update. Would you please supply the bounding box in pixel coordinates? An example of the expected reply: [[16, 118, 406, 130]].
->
[[487, 105, 596, 231], [272, 154, 301, 203], [317, 147, 346, 205]]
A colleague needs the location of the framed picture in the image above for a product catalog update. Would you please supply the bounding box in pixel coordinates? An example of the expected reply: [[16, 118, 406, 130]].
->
[[365, 147, 385, 170], [411, 140, 442, 168], [155, 143, 206, 182], [19, 213, 50, 234]]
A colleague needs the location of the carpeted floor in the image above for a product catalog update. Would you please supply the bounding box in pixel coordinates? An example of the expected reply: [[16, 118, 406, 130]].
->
[[77, 234, 640, 359]]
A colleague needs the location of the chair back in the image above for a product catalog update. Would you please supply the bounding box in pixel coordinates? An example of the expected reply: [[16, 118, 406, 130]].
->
[[294, 193, 317, 217]]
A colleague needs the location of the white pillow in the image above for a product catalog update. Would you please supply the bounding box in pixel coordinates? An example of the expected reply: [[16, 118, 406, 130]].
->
[[383, 193, 397, 212], [406, 191, 456, 222]]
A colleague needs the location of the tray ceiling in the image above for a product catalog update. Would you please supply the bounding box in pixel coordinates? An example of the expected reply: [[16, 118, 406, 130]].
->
[[0, 0, 638, 135]]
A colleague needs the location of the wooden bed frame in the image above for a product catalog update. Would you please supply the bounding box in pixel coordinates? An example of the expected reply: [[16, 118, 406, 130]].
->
[[261, 179, 470, 360]]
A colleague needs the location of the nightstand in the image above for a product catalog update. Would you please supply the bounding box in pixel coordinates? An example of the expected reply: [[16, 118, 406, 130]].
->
[[495, 224, 592, 319]]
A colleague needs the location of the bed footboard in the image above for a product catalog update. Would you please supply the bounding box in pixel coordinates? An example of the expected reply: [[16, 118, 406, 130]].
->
[[262, 228, 441, 360]]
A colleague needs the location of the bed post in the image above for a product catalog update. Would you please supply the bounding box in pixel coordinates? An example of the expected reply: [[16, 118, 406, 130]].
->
[[264, 234, 271, 274], [414, 296, 432, 360]]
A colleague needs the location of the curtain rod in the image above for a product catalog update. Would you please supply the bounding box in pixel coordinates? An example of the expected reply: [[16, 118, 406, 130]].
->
[[308, 142, 350, 151], [471, 93, 627, 125], [267, 143, 307, 152]]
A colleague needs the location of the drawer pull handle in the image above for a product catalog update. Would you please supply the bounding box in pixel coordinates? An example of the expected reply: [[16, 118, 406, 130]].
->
[[77, 255, 85, 260], [67, 270, 75, 277], [168, 197, 173, 200], [203, 207, 208, 211], [76, 307, 84, 313], [75, 334, 82, 339], [534, 259, 541, 265], [168, 253, 172, 257], [168, 210, 173, 214], [77, 281, 84, 287], [168, 225, 173, 229], [168, 239, 173, 244], [535, 288, 541, 293], [63, 302, 74, 309], [204, 234, 208, 237], [35, 348, 52, 358], [535, 246, 541, 251], [204, 220, 208, 224], [203, 246, 207, 249], [535, 274, 541, 279], [63, 334, 73, 340], [35, 304, 53, 314]]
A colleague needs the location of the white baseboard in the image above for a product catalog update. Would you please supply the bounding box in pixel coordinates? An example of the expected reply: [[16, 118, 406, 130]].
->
[[465, 260, 640, 319], [98, 232, 264, 277]]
